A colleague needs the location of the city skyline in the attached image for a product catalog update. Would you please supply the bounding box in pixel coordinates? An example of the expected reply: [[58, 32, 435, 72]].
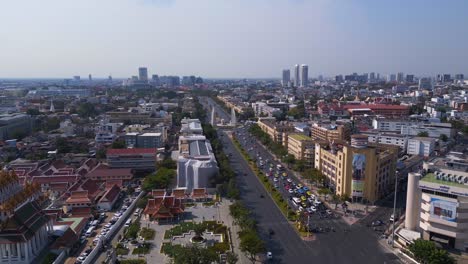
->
[[1, 0, 468, 78]]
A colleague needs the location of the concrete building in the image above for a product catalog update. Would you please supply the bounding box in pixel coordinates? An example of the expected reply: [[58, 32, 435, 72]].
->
[[282, 69, 290, 87], [26, 88, 91, 98], [419, 77, 433, 90], [138, 67, 148, 82], [372, 118, 413, 132], [300, 64, 308, 87], [180, 118, 203, 135], [401, 123, 454, 138], [257, 118, 294, 145], [294, 64, 300, 87], [314, 135, 399, 203], [0, 113, 32, 140], [251, 102, 281, 117], [176, 135, 218, 192], [404, 167, 468, 251], [106, 148, 156, 171], [124, 132, 164, 148], [286, 133, 315, 167], [311, 121, 351, 143], [407, 137, 436, 157], [363, 132, 409, 152]]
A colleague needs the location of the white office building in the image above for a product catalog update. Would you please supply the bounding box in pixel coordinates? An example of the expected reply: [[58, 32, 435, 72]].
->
[[401, 123, 454, 138], [364, 132, 409, 151], [407, 137, 436, 157], [372, 118, 413, 132]]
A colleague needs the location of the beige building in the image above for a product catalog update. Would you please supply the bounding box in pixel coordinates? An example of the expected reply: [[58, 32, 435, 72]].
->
[[314, 134, 398, 203], [257, 118, 294, 145], [404, 167, 468, 251], [311, 122, 351, 143], [286, 133, 315, 166]]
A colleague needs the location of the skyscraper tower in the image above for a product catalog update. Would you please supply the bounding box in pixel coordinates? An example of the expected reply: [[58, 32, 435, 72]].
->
[[300, 64, 308, 87], [294, 64, 300, 87], [138, 67, 148, 82], [282, 69, 290, 87]]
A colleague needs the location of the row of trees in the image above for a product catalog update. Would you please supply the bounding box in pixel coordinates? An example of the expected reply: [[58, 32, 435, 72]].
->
[[229, 201, 265, 263], [142, 167, 175, 192]]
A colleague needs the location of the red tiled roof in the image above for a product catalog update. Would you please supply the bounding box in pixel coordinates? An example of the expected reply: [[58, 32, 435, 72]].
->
[[342, 104, 408, 110], [70, 207, 92, 216], [151, 189, 166, 198], [86, 165, 133, 179], [105, 179, 123, 188], [172, 189, 187, 199], [107, 148, 156, 155], [143, 196, 184, 220], [191, 188, 207, 198], [98, 184, 120, 204], [32, 175, 79, 184]]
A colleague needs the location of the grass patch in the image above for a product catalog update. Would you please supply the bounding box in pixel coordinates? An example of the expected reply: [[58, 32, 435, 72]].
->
[[124, 221, 141, 240], [132, 242, 152, 255], [116, 243, 129, 255], [140, 227, 156, 240]]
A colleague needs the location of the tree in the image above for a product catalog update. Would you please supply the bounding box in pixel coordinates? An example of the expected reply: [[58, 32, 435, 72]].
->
[[408, 239, 455, 264], [293, 160, 306, 172], [136, 196, 148, 209], [439, 134, 448, 142], [283, 154, 296, 168], [239, 230, 265, 263], [417, 131, 429, 137], [142, 168, 175, 191], [77, 102, 98, 118], [192, 224, 205, 240], [111, 139, 126, 149], [96, 148, 107, 159], [26, 108, 41, 116], [171, 245, 217, 264], [226, 252, 239, 264]]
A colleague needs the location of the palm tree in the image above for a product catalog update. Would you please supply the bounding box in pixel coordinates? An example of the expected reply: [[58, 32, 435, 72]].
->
[[192, 224, 205, 242]]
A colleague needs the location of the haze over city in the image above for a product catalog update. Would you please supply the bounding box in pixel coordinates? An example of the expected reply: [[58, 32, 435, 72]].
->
[[1, 0, 468, 78]]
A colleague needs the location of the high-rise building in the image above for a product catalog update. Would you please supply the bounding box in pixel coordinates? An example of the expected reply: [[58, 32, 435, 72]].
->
[[335, 75, 344, 83], [300, 64, 308, 87], [405, 74, 414, 83], [387, 74, 396, 82], [88, 74, 92, 81], [396, 72, 404, 83], [443, 74, 451, 83], [282, 69, 290, 87], [138, 67, 148, 82], [151, 74, 160, 86], [454, 74, 464, 80], [419, 77, 432, 90], [294, 64, 300, 87], [369, 72, 376, 82]]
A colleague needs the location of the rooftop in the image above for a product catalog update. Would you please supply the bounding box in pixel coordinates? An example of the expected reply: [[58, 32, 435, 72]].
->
[[289, 133, 313, 141], [421, 173, 468, 189], [107, 148, 156, 155]]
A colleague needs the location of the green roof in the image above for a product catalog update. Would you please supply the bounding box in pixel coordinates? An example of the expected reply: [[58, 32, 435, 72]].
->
[[421, 173, 468, 189], [289, 134, 312, 141]]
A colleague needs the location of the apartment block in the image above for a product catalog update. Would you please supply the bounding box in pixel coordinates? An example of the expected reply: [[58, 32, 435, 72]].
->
[[257, 118, 294, 145], [311, 122, 351, 142], [287, 133, 315, 167], [407, 137, 436, 157]]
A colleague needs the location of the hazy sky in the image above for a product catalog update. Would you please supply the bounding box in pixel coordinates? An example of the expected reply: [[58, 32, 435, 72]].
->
[[1, 0, 467, 78]]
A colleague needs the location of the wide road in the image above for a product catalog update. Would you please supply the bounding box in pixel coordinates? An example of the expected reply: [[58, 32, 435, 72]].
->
[[201, 97, 401, 263]]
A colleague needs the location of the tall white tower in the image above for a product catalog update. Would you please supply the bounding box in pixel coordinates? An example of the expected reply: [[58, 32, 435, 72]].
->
[[230, 108, 237, 126], [211, 107, 215, 126], [49, 100, 55, 112], [294, 64, 300, 87]]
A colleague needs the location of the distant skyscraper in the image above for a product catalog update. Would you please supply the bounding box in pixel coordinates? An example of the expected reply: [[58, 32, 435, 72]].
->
[[406, 74, 414, 83], [300, 64, 308, 87], [419, 77, 432, 90], [396, 72, 404, 83], [108, 75, 113, 82], [442, 74, 451, 83], [294, 64, 300, 87], [387, 74, 396, 82], [138, 67, 148, 82], [335, 75, 344, 83], [282, 69, 290, 87], [73, 76, 80, 81], [369, 72, 376, 82], [88, 74, 92, 81], [376, 73, 380, 80], [454, 74, 464, 80], [318, 75, 323, 82]]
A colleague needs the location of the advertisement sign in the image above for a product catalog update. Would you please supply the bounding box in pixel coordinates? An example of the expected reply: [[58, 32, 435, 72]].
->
[[351, 154, 366, 197], [430, 198, 458, 222]]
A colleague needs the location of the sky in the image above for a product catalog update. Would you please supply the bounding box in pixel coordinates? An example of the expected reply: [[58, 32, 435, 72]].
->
[[0, 0, 467, 79]]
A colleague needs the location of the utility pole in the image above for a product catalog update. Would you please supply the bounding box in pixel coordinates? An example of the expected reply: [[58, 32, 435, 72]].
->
[[307, 213, 310, 237], [392, 172, 398, 247]]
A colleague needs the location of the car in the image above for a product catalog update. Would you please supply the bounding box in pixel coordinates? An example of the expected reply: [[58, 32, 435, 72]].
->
[[288, 189, 294, 194], [306, 207, 314, 214], [313, 200, 322, 206], [297, 183, 303, 188], [372, 220, 384, 226], [310, 206, 317, 212], [300, 196, 306, 201], [307, 197, 315, 203], [303, 186, 309, 191], [301, 202, 307, 208], [306, 191, 312, 196], [298, 206, 304, 212], [267, 252, 273, 259], [77, 256, 86, 262], [80, 252, 89, 257], [105, 223, 112, 228], [326, 209, 332, 215], [273, 177, 278, 182], [287, 178, 292, 183], [389, 214, 397, 222]]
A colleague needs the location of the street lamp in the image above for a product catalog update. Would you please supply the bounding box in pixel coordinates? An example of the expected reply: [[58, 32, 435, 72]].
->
[[391, 172, 398, 247]]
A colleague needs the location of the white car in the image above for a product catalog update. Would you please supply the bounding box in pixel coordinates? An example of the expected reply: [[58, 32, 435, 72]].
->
[[273, 177, 279, 182], [313, 200, 322, 206], [287, 178, 292, 183], [326, 209, 332, 215], [288, 189, 294, 194], [298, 206, 304, 212], [310, 206, 317, 212], [267, 252, 273, 259], [77, 256, 86, 262], [307, 197, 315, 203]]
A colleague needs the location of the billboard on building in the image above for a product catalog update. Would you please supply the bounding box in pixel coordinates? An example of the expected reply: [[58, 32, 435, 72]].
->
[[351, 153, 366, 197], [430, 198, 458, 222]]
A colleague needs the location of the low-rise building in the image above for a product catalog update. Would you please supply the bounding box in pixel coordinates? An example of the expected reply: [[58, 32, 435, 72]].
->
[[124, 132, 164, 148], [311, 121, 351, 142], [407, 137, 436, 157], [0, 113, 32, 141], [287, 133, 315, 167], [257, 118, 294, 145], [106, 148, 156, 171], [363, 132, 409, 152], [372, 118, 413, 132], [401, 123, 455, 138]]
